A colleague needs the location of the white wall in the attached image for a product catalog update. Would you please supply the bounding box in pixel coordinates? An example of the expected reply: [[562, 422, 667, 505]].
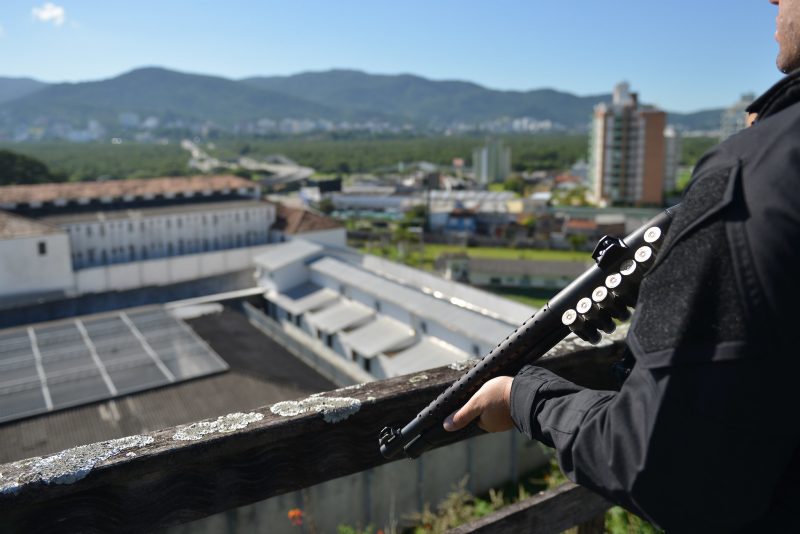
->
[[289, 228, 346, 248], [74, 243, 274, 294], [0, 233, 74, 298], [66, 203, 276, 269]]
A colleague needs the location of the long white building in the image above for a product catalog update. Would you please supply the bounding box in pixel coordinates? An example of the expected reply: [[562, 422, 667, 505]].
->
[[254, 241, 537, 379], [0, 176, 344, 304]]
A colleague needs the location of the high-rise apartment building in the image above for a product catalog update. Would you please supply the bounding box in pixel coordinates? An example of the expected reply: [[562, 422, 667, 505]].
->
[[589, 82, 667, 206], [720, 93, 755, 141], [663, 125, 682, 194], [472, 139, 511, 185]]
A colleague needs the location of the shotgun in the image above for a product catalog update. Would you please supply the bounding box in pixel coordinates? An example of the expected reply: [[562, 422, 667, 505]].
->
[[379, 205, 679, 460]]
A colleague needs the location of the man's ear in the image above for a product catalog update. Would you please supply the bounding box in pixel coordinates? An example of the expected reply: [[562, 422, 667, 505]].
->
[[746, 112, 758, 127]]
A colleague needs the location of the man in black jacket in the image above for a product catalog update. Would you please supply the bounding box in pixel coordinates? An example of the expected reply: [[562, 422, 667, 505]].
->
[[443, 1, 800, 531]]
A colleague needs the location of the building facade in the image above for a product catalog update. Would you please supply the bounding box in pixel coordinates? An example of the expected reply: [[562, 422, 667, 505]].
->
[[0, 176, 280, 301], [472, 139, 511, 185], [589, 82, 667, 206], [720, 93, 756, 141]]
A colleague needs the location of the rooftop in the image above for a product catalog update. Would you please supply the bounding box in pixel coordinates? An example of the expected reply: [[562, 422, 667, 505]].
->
[[0, 306, 335, 463], [38, 199, 269, 225], [310, 257, 513, 346], [273, 203, 343, 234], [254, 240, 323, 271], [0, 175, 257, 207], [0, 210, 61, 239]]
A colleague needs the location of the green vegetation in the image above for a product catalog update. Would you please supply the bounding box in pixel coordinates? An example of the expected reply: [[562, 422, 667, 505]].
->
[[209, 134, 590, 174], [0, 149, 61, 185], [359, 242, 590, 264], [680, 136, 719, 166], [0, 142, 190, 181], [334, 457, 660, 533]]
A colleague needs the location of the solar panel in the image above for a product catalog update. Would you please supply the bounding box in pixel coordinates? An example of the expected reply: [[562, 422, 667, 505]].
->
[[0, 307, 229, 424]]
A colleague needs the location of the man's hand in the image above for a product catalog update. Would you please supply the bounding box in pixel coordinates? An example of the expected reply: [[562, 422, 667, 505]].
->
[[442, 376, 514, 433]]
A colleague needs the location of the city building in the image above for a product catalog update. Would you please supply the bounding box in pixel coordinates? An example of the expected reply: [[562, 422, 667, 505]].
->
[[254, 243, 536, 380], [663, 125, 682, 194], [588, 82, 668, 206], [720, 93, 756, 141], [0, 176, 344, 310], [472, 139, 511, 185]]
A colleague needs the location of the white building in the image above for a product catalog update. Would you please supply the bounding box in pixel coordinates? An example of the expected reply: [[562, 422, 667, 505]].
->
[[472, 139, 511, 185], [0, 212, 73, 300], [43, 201, 274, 269], [0, 176, 344, 303], [720, 93, 756, 141], [255, 242, 537, 379]]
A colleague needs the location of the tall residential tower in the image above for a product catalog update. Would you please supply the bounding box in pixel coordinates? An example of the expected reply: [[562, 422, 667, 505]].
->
[[589, 82, 667, 206]]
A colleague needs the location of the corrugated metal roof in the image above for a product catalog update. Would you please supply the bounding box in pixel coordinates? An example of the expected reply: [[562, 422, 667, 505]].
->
[[381, 336, 469, 377], [305, 299, 374, 333], [360, 255, 536, 325], [311, 257, 513, 346], [268, 283, 339, 315], [338, 315, 415, 359], [254, 240, 323, 271]]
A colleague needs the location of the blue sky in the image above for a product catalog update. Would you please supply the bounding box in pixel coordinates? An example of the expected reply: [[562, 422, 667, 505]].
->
[[0, 1, 784, 112]]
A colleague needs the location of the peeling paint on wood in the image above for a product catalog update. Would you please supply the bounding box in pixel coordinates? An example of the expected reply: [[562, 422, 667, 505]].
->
[[448, 359, 477, 371], [172, 412, 264, 441], [0, 435, 154, 495], [270, 396, 361, 423]]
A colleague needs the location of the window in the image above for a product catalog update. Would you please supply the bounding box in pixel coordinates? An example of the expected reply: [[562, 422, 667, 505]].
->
[[472, 344, 481, 357], [374, 301, 381, 312], [87, 249, 95, 263], [128, 222, 134, 232], [99, 226, 105, 237], [326, 334, 333, 348], [87, 226, 93, 237], [364, 358, 372, 373], [420, 321, 427, 334], [101, 250, 108, 264], [129, 245, 136, 260], [37, 241, 47, 256]]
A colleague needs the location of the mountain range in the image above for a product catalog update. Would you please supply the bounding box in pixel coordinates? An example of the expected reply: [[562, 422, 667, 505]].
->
[[0, 67, 724, 136]]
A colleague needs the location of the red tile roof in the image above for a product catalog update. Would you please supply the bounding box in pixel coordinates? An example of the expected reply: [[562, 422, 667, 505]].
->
[[273, 203, 342, 234], [0, 175, 257, 206]]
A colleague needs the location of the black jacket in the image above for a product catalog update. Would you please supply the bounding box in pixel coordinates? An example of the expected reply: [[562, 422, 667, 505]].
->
[[510, 70, 800, 532]]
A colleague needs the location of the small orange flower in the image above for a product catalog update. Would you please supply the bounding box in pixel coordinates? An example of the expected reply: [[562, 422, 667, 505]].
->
[[287, 508, 304, 526]]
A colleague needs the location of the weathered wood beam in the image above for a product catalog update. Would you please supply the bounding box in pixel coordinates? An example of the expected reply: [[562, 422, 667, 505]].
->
[[447, 482, 611, 534], [0, 330, 626, 533]]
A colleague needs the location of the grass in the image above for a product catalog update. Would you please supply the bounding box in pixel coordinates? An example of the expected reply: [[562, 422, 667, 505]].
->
[[356, 242, 591, 267], [354, 241, 586, 310]]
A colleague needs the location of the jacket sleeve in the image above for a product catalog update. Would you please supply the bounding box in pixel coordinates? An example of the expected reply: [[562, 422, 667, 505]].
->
[[510, 352, 798, 532]]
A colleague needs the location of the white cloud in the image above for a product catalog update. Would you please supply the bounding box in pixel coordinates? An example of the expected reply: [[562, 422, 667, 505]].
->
[[32, 3, 66, 27]]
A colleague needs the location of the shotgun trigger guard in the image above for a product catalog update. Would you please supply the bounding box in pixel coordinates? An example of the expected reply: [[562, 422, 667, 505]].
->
[[592, 235, 627, 269]]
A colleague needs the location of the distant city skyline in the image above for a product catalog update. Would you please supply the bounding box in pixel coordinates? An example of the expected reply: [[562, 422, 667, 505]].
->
[[0, 1, 784, 112]]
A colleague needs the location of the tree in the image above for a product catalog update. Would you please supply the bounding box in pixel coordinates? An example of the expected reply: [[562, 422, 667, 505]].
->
[[567, 233, 588, 251], [0, 150, 56, 185], [317, 197, 335, 215]]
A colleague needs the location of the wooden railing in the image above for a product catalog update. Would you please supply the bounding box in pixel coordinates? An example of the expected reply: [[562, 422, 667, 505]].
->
[[0, 330, 627, 533]]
